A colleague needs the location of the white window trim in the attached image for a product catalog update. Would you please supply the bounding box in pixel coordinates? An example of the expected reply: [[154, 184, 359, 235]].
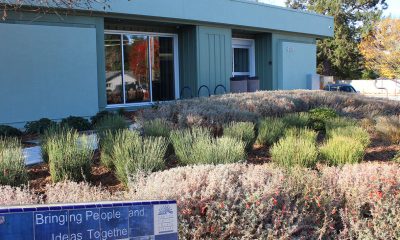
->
[[104, 30, 180, 108], [232, 38, 255, 77]]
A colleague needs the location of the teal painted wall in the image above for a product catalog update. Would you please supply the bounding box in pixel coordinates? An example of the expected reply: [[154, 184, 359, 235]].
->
[[179, 26, 198, 98], [0, 14, 103, 127], [271, 33, 316, 90], [9, 0, 334, 37], [197, 26, 232, 96], [255, 33, 273, 90]]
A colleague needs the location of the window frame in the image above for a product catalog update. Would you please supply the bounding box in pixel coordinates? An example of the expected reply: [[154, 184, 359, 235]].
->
[[104, 30, 179, 108], [232, 38, 255, 77]]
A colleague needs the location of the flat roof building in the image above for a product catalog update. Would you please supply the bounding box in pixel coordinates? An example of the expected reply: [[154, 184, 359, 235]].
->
[[0, 0, 334, 126]]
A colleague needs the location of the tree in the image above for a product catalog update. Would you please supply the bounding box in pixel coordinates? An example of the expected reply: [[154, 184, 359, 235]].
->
[[359, 18, 400, 79], [285, 0, 388, 79], [0, 0, 109, 20]]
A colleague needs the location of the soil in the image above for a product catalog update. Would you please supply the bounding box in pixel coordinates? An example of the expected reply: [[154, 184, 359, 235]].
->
[[26, 130, 399, 193]]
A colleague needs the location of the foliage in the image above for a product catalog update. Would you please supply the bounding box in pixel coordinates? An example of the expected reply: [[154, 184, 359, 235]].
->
[[47, 129, 94, 182], [112, 130, 168, 186], [192, 137, 246, 165], [142, 119, 172, 138], [308, 107, 338, 131], [127, 163, 400, 239], [0, 138, 27, 186], [359, 18, 400, 79], [170, 127, 246, 165], [375, 115, 400, 144], [41, 125, 69, 163], [60, 116, 92, 132], [94, 114, 128, 134], [0, 186, 40, 206], [394, 151, 400, 163], [1, 1, 109, 20], [320, 136, 365, 165], [270, 128, 318, 168], [139, 91, 400, 127], [327, 126, 371, 148], [256, 117, 286, 146], [99, 130, 118, 169], [0, 125, 22, 138], [325, 117, 357, 133], [24, 118, 56, 135], [223, 122, 255, 151], [170, 127, 210, 165], [281, 112, 310, 129], [90, 111, 116, 126], [46, 181, 120, 204], [286, 0, 387, 79]]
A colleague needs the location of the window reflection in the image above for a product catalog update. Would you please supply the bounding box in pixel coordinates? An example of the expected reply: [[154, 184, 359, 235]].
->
[[105, 33, 175, 105], [151, 37, 175, 101], [123, 35, 150, 103], [105, 34, 123, 105]]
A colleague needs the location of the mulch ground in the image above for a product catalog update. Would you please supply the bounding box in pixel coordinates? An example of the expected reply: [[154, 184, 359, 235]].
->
[[26, 131, 399, 193]]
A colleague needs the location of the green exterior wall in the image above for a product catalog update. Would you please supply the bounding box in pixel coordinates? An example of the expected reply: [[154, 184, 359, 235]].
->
[[255, 33, 273, 90], [197, 26, 232, 96], [0, 13, 104, 127], [271, 33, 317, 90], [0, 0, 333, 126], [9, 0, 334, 37], [179, 26, 198, 98]]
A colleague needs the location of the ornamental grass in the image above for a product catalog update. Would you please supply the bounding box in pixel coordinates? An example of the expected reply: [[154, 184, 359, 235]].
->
[[223, 121, 255, 151], [47, 129, 94, 183], [112, 130, 168, 185], [0, 138, 27, 186], [270, 128, 318, 168]]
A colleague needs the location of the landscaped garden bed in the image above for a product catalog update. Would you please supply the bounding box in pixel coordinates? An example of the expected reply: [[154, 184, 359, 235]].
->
[[1, 90, 399, 239]]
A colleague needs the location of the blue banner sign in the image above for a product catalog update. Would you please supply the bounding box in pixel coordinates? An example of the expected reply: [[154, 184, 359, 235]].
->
[[0, 200, 178, 240]]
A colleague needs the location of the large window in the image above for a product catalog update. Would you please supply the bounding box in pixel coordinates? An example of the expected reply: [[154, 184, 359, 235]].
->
[[105, 32, 177, 106], [232, 39, 255, 77]]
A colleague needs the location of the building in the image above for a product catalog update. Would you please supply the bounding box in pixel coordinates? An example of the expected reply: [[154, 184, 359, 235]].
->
[[0, 0, 333, 127]]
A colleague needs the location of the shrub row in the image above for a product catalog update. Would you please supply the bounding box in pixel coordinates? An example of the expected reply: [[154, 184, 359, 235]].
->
[[127, 162, 400, 239], [138, 90, 400, 127], [170, 127, 246, 165], [270, 124, 371, 168], [0, 138, 27, 186], [0, 110, 127, 138], [2, 162, 399, 238]]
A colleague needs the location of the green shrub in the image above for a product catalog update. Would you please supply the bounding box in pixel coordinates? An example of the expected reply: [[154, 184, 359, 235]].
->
[[90, 111, 115, 126], [98, 130, 118, 169], [375, 115, 400, 144], [41, 125, 69, 163], [192, 136, 246, 165], [170, 127, 210, 165], [308, 107, 338, 131], [281, 112, 310, 129], [320, 136, 365, 165], [256, 117, 286, 146], [325, 117, 357, 132], [0, 138, 27, 186], [0, 125, 22, 138], [270, 128, 318, 168], [60, 116, 91, 132], [24, 118, 56, 135], [142, 119, 172, 138], [171, 127, 245, 165], [94, 115, 128, 134], [394, 151, 400, 163], [223, 122, 255, 151], [327, 126, 371, 148], [112, 130, 168, 185], [47, 129, 93, 182]]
